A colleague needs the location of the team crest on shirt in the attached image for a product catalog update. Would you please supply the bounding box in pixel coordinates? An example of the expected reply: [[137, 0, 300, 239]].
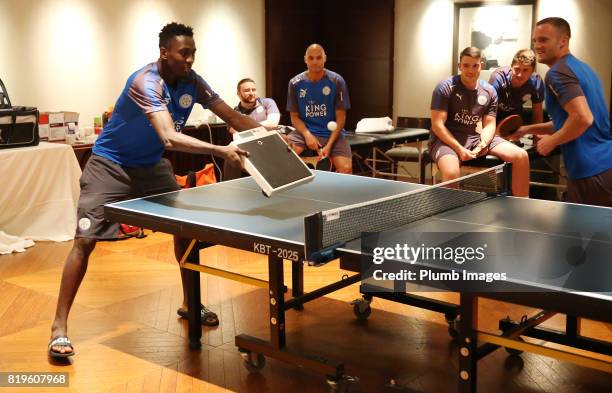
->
[[522, 94, 532, 102], [78, 218, 91, 231], [322, 86, 331, 96], [477, 95, 487, 105], [179, 94, 193, 108], [299, 89, 307, 98]]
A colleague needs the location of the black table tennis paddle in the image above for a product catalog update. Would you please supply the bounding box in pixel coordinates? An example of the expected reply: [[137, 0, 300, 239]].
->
[[315, 154, 333, 171]]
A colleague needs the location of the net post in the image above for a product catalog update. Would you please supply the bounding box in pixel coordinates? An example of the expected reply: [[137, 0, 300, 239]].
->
[[502, 163, 513, 196], [304, 212, 323, 262]]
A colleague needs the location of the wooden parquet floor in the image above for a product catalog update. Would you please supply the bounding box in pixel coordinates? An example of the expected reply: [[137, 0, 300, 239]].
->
[[0, 231, 610, 393]]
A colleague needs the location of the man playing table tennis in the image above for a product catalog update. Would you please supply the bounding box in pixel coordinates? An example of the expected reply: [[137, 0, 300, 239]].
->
[[513, 17, 612, 206], [489, 49, 545, 132], [429, 46, 530, 197], [48, 22, 260, 359], [286, 44, 352, 174]]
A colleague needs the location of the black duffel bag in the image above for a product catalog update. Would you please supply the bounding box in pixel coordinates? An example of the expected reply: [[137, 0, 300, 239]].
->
[[0, 78, 39, 149]]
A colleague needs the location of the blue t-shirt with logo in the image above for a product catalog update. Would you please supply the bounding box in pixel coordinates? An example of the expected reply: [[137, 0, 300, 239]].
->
[[430, 75, 498, 136], [489, 66, 544, 119], [286, 69, 350, 137], [93, 61, 222, 167], [544, 54, 612, 180]]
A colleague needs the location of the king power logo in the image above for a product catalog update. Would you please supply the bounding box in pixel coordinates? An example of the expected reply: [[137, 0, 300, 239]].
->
[[305, 103, 327, 118]]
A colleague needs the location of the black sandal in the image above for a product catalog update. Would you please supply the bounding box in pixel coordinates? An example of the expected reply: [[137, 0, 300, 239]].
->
[[48, 336, 74, 358], [177, 305, 219, 326]]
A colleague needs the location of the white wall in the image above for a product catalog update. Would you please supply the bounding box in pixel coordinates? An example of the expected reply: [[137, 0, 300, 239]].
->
[[2, 0, 609, 126], [394, 0, 454, 119], [0, 0, 265, 126], [394, 0, 612, 119]]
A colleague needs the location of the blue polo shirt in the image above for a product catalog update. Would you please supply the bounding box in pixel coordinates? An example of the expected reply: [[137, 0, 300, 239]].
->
[[544, 54, 612, 180], [286, 69, 350, 137], [489, 66, 544, 119], [93, 61, 222, 167]]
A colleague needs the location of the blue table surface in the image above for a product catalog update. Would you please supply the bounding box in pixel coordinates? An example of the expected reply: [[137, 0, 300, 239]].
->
[[107, 171, 612, 296]]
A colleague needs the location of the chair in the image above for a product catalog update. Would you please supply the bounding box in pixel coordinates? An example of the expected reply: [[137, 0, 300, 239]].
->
[[383, 116, 431, 183]]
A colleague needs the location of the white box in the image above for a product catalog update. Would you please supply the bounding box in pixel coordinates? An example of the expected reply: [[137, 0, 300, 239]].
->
[[49, 125, 67, 141], [48, 112, 64, 126], [64, 111, 79, 124], [38, 123, 49, 139]]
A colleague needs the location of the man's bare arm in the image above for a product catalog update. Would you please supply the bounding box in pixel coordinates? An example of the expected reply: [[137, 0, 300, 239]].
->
[[211, 101, 261, 133], [146, 110, 247, 166], [430, 110, 463, 151], [325, 109, 345, 148], [531, 102, 544, 125]]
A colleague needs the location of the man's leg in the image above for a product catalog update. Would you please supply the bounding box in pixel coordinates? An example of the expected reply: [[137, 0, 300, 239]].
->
[[329, 136, 352, 174], [175, 236, 193, 310], [331, 156, 352, 173], [436, 154, 461, 182], [50, 237, 97, 355], [174, 236, 219, 326], [489, 141, 530, 197]]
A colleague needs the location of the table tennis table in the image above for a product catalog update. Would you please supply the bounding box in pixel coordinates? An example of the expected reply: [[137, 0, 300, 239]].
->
[[104, 167, 612, 392]]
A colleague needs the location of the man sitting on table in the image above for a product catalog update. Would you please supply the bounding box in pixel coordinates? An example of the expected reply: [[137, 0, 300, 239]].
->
[[429, 46, 530, 197], [489, 48, 545, 130], [48, 22, 259, 359]]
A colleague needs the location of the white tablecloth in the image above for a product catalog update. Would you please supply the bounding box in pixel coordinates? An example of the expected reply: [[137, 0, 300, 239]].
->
[[0, 142, 81, 241]]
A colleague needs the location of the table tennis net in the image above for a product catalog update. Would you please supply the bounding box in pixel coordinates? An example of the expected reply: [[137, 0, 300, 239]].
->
[[304, 164, 510, 261]]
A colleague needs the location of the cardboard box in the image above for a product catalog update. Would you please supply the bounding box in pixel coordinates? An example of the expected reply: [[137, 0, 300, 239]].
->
[[46, 111, 80, 141]]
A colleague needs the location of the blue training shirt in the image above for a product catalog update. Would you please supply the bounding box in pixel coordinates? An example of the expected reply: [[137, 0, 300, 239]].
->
[[286, 69, 350, 137], [93, 61, 222, 167], [489, 66, 544, 119], [430, 75, 498, 136], [544, 54, 612, 180]]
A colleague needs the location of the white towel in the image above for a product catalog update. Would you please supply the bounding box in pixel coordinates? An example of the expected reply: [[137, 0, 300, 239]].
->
[[355, 116, 394, 133], [0, 231, 35, 254]]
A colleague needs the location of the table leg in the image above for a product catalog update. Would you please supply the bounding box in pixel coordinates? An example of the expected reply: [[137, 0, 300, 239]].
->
[[235, 254, 345, 380], [458, 293, 478, 393], [184, 242, 202, 349], [291, 260, 304, 308]]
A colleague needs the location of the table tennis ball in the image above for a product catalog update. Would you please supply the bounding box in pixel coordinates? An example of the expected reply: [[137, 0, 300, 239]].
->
[[327, 121, 338, 131]]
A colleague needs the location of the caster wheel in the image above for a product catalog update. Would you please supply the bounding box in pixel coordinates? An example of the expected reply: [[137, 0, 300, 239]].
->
[[352, 302, 371, 320], [446, 315, 460, 339], [505, 347, 524, 356], [326, 375, 358, 393], [240, 351, 266, 373], [504, 337, 525, 356]]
